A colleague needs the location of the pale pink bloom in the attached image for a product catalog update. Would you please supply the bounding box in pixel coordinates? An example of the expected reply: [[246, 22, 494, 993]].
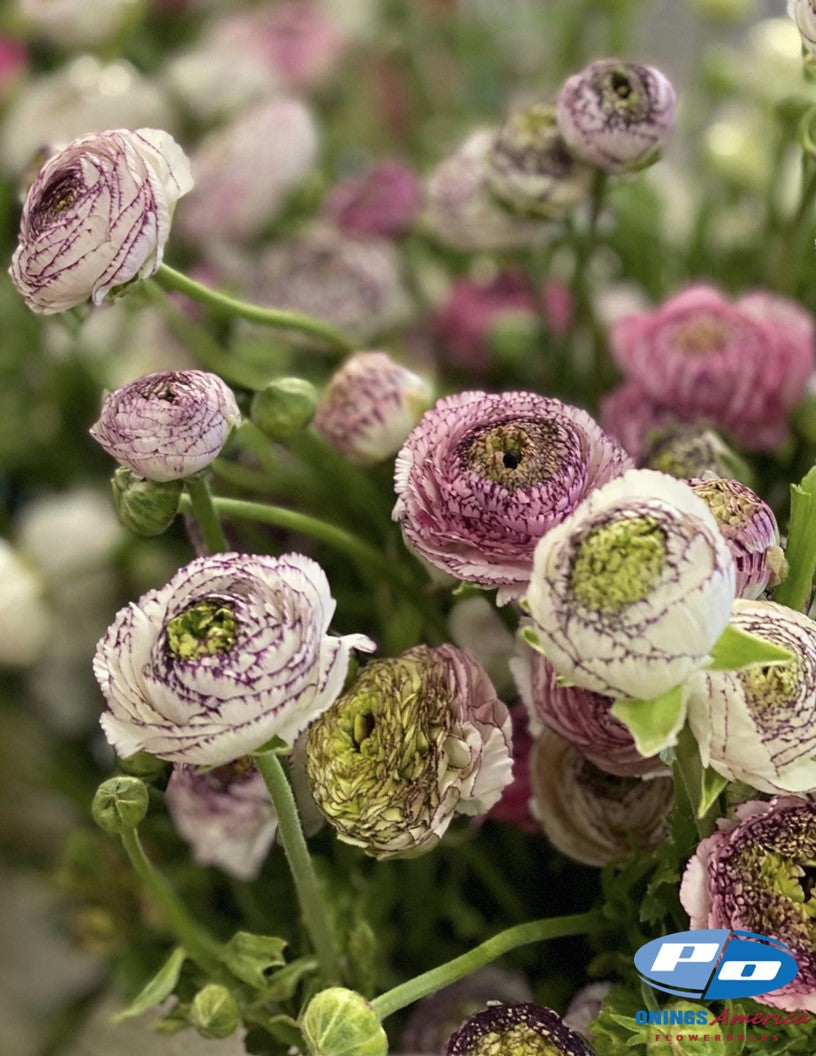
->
[[393, 390, 630, 601], [325, 161, 421, 238], [681, 796, 816, 1011], [0, 36, 27, 97]]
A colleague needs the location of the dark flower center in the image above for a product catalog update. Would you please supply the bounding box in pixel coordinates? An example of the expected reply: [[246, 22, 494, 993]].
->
[[166, 598, 238, 661], [461, 421, 564, 490], [32, 169, 82, 234]]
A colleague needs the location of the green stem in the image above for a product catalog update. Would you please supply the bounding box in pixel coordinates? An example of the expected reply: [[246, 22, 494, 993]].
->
[[253, 752, 342, 986], [153, 265, 355, 355], [185, 476, 229, 554], [672, 724, 715, 840], [120, 828, 225, 980], [571, 170, 609, 408], [371, 911, 600, 1020]]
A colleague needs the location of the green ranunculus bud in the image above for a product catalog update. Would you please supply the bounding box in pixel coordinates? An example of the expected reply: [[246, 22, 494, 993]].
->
[[92, 776, 149, 835], [112, 467, 183, 537], [116, 749, 168, 782], [301, 987, 387, 1056], [250, 377, 318, 441], [190, 984, 241, 1040]]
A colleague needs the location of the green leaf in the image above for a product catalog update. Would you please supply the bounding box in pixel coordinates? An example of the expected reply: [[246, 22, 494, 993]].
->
[[519, 625, 545, 653], [774, 464, 816, 611], [112, 946, 186, 1022], [262, 956, 319, 1000], [699, 767, 728, 818], [708, 623, 793, 672], [610, 683, 687, 757], [220, 932, 287, 989]]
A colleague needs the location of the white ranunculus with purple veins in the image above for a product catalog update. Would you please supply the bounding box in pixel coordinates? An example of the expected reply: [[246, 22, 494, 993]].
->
[[556, 59, 677, 174], [789, 0, 816, 57], [165, 761, 277, 881], [93, 552, 375, 766], [10, 128, 192, 315], [525, 469, 736, 700], [687, 599, 816, 795], [313, 351, 433, 467], [393, 390, 631, 602], [89, 370, 241, 483]]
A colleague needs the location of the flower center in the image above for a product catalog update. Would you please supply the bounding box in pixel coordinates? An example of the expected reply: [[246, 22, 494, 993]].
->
[[165, 599, 238, 661], [597, 66, 647, 119], [32, 169, 81, 234], [569, 514, 667, 613], [466, 1024, 562, 1056], [739, 658, 801, 711], [671, 316, 733, 356], [461, 421, 564, 490], [692, 479, 754, 527]]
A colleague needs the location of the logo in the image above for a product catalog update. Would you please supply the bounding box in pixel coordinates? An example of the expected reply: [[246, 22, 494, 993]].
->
[[634, 929, 799, 1000]]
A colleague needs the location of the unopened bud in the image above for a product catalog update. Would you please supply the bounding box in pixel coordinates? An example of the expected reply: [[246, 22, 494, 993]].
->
[[190, 984, 240, 1040], [92, 776, 149, 835], [250, 377, 317, 441], [112, 467, 182, 537], [301, 987, 387, 1056]]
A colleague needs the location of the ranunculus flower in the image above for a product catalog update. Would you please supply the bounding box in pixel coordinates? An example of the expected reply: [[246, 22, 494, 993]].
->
[[312, 351, 432, 466], [177, 99, 318, 245], [687, 600, 816, 795], [393, 390, 630, 602], [10, 128, 192, 315], [526, 469, 735, 699], [556, 59, 677, 173], [643, 422, 753, 484], [93, 552, 375, 765], [680, 796, 816, 1011], [687, 477, 785, 599], [610, 285, 815, 451], [529, 730, 673, 866], [789, 0, 816, 56], [19, 0, 140, 49], [305, 645, 513, 859], [89, 370, 241, 483], [444, 1002, 596, 1056], [511, 641, 665, 778], [325, 161, 421, 238], [423, 130, 543, 253], [165, 761, 277, 880], [599, 380, 678, 462], [487, 100, 594, 217], [0, 539, 49, 667]]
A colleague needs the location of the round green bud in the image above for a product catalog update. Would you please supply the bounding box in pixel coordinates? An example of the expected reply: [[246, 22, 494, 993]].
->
[[250, 377, 318, 441], [190, 984, 240, 1040], [112, 467, 183, 537], [116, 749, 168, 782], [92, 776, 149, 835], [301, 988, 387, 1056]]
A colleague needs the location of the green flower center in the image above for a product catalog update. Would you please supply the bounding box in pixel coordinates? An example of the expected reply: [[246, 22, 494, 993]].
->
[[570, 514, 667, 613], [467, 1023, 562, 1056], [166, 599, 238, 661], [693, 479, 752, 526], [462, 422, 563, 490], [739, 658, 801, 711]]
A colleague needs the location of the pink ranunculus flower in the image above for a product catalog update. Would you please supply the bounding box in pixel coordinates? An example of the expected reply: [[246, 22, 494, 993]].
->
[[10, 128, 192, 315], [511, 641, 665, 778], [165, 761, 277, 881], [325, 161, 421, 239], [680, 796, 816, 1011], [610, 285, 816, 451], [93, 552, 375, 766], [393, 390, 631, 601], [599, 380, 678, 462], [90, 370, 241, 483], [313, 351, 433, 467]]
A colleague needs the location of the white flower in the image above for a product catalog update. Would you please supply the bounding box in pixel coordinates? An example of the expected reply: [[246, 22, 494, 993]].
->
[[0, 539, 50, 667], [19, 0, 140, 50], [526, 469, 736, 699], [89, 370, 241, 482], [687, 599, 816, 794], [10, 128, 192, 314], [788, 0, 816, 56], [16, 487, 124, 582], [93, 552, 375, 765]]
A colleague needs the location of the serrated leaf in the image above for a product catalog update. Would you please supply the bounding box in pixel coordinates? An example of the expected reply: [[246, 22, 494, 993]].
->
[[708, 623, 793, 672], [112, 946, 186, 1023], [610, 683, 687, 757], [699, 767, 728, 818], [221, 932, 287, 989]]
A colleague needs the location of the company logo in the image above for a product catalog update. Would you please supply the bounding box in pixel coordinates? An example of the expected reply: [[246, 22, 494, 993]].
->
[[634, 929, 799, 1000]]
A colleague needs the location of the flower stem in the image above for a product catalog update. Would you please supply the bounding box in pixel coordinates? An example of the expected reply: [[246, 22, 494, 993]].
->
[[672, 724, 716, 840], [153, 265, 355, 354], [120, 828, 226, 981], [371, 911, 600, 1020], [571, 170, 609, 408], [253, 752, 343, 986], [185, 475, 229, 554]]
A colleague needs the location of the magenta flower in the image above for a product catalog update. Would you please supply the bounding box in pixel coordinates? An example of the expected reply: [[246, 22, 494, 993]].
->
[[511, 644, 665, 778], [393, 391, 631, 600], [487, 704, 538, 832], [313, 351, 433, 466], [0, 36, 27, 97], [556, 59, 677, 173], [610, 285, 815, 451], [325, 161, 421, 239], [90, 370, 241, 483], [681, 797, 816, 1011], [165, 761, 277, 880], [10, 128, 192, 315]]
